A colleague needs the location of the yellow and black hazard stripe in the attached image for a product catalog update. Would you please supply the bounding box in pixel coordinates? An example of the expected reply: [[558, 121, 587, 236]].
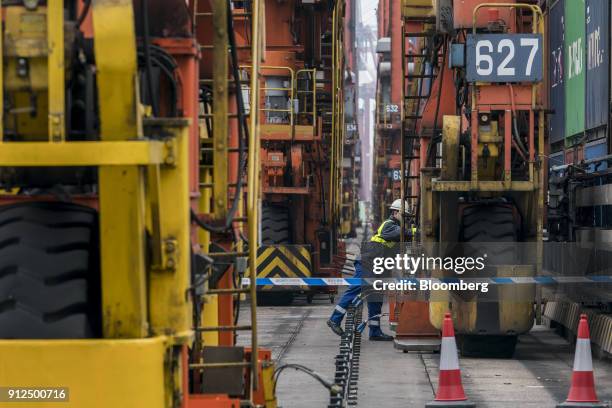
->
[[256, 245, 312, 278]]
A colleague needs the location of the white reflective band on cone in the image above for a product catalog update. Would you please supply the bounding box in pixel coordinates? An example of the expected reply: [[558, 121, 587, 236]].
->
[[369, 320, 380, 326], [439, 337, 460, 370], [334, 305, 347, 314], [573, 339, 594, 371]]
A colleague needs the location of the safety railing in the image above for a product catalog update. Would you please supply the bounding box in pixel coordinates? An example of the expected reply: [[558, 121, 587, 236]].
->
[[296, 69, 317, 127], [242, 65, 320, 140], [259, 66, 295, 126], [240, 65, 302, 126]]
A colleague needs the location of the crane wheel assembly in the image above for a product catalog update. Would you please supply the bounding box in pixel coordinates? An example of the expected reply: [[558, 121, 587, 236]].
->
[[0, 201, 100, 339]]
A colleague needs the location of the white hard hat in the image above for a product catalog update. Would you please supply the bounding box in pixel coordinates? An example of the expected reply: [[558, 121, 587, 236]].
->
[[389, 199, 411, 214]]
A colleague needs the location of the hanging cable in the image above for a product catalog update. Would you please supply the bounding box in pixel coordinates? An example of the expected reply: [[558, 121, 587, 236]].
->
[[273, 364, 341, 395], [141, 0, 159, 116], [76, 0, 92, 28], [191, 0, 250, 233], [137, 44, 179, 117]]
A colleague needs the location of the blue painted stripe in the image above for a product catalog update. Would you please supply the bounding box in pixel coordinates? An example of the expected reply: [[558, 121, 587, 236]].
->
[[491, 277, 514, 284], [345, 278, 363, 286], [304, 278, 327, 286], [534, 276, 556, 284], [588, 275, 612, 282]]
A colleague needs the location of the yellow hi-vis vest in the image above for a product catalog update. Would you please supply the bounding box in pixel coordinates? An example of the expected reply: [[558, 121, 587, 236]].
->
[[370, 220, 417, 246], [370, 220, 396, 247]]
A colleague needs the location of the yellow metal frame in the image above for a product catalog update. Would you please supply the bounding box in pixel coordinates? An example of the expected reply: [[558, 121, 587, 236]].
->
[[0, 0, 194, 341], [257, 65, 295, 126], [246, 0, 264, 392], [0, 1, 194, 406], [402, 0, 435, 19], [213, 0, 229, 219], [329, 2, 345, 233], [0, 140, 171, 166], [92, 0, 149, 339], [0, 6, 3, 142], [0, 337, 169, 408], [0, 0, 268, 404], [295, 68, 317, 126], [48, 0, 65, 142], [250, 66, 318, 140]]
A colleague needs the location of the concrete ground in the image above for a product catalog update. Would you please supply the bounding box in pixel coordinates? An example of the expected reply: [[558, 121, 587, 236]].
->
[[239, 298, 612, 408]]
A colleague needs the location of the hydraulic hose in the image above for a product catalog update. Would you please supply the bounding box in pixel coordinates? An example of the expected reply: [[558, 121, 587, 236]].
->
[[140, 0, 159, 117], [273, 363, 341, 395], [137, 45, 179, 117]]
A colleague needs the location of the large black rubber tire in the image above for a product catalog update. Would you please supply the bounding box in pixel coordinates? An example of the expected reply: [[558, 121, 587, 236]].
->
[[457, 335, 518, 359], [261, 205, 291, 245], [0, 202, 100, 339], [461, 204, 518, 264], [459, 204, 519, 358], [257, 204, 294, 306], [256, 292, 295, 306], [461, 205, 517, 244]]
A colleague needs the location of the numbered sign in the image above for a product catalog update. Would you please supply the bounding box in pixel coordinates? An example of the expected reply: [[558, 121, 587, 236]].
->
[[385, 104, 399, 113], [466, 34, 543, 82]]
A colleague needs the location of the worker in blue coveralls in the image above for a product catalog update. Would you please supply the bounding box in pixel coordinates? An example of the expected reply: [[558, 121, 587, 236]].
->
[[327, 199, 414, 341]]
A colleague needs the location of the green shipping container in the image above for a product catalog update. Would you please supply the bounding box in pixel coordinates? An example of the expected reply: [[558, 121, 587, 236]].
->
[[564, 0, 586, 139]]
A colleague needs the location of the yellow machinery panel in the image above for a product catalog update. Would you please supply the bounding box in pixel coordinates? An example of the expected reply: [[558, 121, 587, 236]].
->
[[256, 245, 312, 279], [402, 0, 435, 18], [430, 265, 535, 334], [0, 337, 168, 408]]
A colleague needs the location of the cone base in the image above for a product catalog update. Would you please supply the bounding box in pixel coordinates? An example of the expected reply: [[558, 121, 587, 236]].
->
[[556, 402, 608, 408], [426, 400, 476, 407]]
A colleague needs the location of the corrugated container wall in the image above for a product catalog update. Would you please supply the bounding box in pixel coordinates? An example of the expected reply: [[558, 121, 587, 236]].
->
[[549, 0, 565, 144], [584, 139, 608, 171], [564, 0, 586, 139], [585, 0, 609, 131]]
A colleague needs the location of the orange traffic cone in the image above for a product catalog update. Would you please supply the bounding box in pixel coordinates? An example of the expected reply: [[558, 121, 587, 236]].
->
[[426, 312, 475, 407], [557, 314, 608, 408]]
